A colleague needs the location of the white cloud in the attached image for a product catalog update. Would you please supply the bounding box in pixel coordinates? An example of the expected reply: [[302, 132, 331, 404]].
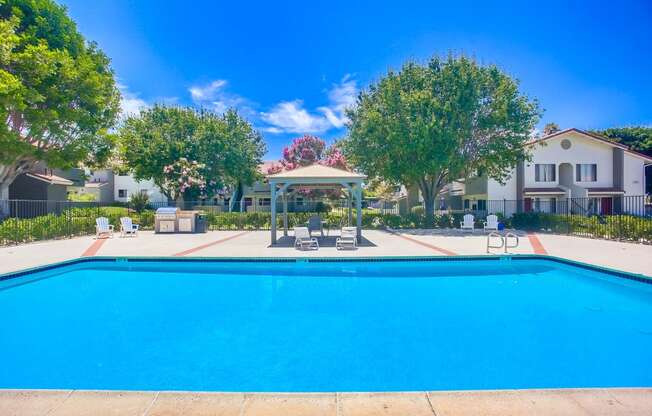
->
[[189, 80, 227, 101], [260, 100, 332, 134], [261, 74, 358, 134], [318, 74, 357, 128], [188, 79, 252, 116], [118, 83, 148, 118]]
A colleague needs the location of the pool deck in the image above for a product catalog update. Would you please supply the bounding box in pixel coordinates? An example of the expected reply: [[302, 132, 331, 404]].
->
[[0, 229, 650, 276], [1, 388, 651, 415], [2, 230, 651, 415]]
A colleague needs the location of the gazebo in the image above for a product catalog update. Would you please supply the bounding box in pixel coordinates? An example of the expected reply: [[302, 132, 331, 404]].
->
[[267, 164, 366, 245]]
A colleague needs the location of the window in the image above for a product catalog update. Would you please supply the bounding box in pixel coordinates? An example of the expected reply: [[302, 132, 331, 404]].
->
[[258, 198, 271, 206], [295, 197, 304, 206], [118, 189, 127, 198], [463, 199, 470, 209], [576, 164, 597, 182], [535, 164, 556, 182], [477, 200, 487, 211]]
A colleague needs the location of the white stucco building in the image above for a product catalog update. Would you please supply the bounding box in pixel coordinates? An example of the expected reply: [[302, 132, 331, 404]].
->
[[451, 128, 652, 215]]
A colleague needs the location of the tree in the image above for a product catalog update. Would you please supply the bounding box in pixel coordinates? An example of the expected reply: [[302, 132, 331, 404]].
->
[[594, 126, 652, 194], [267, 135, 349, 198], [118, 106, 265, 201], [543, 122, 560, 136], [0, 0, 120, 202], [344, 54, 541, 225], [268, 135, 348, 173], [594, 127, 652, 156]]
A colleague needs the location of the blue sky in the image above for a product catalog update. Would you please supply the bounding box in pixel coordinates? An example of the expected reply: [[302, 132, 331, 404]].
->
[[60, 0, 652, 159]]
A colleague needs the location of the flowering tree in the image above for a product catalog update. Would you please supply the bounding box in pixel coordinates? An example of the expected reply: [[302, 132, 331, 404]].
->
[[268, 135, 348, 173], [119, 106, 265, 202], [161, 158, 208, 201], [268, 135, 349, 198]]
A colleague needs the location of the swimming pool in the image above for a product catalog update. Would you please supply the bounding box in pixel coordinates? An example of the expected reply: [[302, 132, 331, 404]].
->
[[1, 256, 651, 392]]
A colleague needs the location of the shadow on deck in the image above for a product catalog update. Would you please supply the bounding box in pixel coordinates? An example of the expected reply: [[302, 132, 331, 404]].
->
[[269, 235, 377, 248]]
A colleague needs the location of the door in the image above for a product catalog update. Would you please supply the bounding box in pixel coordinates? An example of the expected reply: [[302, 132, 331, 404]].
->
[[524, 198, 532, 212], [601, 197, 613, 215]]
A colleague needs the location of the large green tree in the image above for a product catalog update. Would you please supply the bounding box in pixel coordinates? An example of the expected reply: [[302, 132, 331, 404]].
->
[[344, 55, 541, 225], [118, 105, 265, 201], [0, 0, 120, 200], [594, 126, 652, 194]]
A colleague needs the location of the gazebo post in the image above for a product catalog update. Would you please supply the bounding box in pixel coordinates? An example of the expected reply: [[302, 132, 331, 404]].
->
[[270, 183, 277, 245], [348, 188, 353, 225], [355, 185, 362, 239], [282, 191, 288, 236]]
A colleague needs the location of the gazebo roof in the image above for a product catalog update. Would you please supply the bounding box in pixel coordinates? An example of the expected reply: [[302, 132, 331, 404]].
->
[[267, 164, 366, 181]]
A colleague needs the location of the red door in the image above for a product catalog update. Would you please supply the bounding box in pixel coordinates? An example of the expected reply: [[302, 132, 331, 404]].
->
[[601, 197, 612, 215], [524, 198, 532, 212]]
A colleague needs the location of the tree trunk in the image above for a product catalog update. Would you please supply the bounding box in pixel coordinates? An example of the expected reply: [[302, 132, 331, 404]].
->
[[0, 158, 38, 217], [423, 195, 436, 228], [0, 182, 9, 218]]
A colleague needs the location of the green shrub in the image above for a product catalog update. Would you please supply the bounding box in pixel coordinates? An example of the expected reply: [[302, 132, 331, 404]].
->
[[129, 192, 151, 213], [2, 206, 650, 245]]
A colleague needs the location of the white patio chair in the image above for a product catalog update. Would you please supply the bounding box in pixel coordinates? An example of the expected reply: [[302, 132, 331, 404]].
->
[[294, 226, 319, 250], [120, 217, 139, 237], [95, 217, 114, 239], [460, 214, 475, 232], [307, 215, 324, 237], [483, 214, 499, 232], [336, 226, 358, 250]]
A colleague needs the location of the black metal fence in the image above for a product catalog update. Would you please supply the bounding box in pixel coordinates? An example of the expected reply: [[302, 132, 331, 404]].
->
[[0, 195, 650, 246], [0, 198, 359, 246]]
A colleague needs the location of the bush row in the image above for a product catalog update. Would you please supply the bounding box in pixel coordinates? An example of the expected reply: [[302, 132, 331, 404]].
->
[[1, 207, 650, 245]]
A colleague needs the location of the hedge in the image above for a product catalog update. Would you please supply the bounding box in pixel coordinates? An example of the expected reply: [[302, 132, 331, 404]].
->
[[1, 207, 650, 245]]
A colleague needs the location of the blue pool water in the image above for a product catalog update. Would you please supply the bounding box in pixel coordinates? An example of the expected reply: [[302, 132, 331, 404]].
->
[[1, 257, 651, 392]]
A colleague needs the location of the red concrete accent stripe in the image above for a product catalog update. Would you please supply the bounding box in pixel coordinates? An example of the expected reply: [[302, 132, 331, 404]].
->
[[172, 231, 250, 257], [81, 238, 108, 257], [388, 230, 457, 256], [527, 233, 548, 255]]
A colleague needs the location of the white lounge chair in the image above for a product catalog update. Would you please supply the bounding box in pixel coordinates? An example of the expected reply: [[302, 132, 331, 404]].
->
[[95, 217, 114, 239], [483, 214, 499, 231], [294, 226, 319, 250], [120, 217, 139, 237], [460, 214, 475, 232], [307, 215, 324, 237], [336, 226, 357, 250]]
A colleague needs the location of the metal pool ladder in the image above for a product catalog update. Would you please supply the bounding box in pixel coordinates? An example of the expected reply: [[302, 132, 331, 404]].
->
[[487, 232, 519, 254]]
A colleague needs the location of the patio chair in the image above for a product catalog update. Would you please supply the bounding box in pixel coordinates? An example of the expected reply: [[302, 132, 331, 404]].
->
[[294, 226, 319, 250], [483, 214, 499, 232], [336, 226, 358, 250], [95, 217, 114, 239], [120, 217, 139, 237], [307, 215, 324, 237], [460, 214, 475, 232]]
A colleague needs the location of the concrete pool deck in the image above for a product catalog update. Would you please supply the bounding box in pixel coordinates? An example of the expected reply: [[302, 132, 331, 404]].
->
[[1, 388, 652, 415], [0, 229, 650, 275], [2, 230, 651, 414]]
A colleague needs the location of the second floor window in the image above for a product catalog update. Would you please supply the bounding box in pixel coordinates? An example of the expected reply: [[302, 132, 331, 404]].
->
[[535, 164, 556, 182], [576, 164, 597, 182]]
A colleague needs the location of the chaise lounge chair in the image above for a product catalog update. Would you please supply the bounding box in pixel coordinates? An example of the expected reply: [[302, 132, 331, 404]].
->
[[294, 226, 319, 250], [307, 215, 325, 237], [336, 226, 358, 250], [460, 214, 475, 232], [95, 217, 114, 239], [483, 214, 499, 232], [120, 217, 139, 237]]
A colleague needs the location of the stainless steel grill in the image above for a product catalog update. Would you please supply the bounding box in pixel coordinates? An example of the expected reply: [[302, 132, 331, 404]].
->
[[155, 207, 179, 233]]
